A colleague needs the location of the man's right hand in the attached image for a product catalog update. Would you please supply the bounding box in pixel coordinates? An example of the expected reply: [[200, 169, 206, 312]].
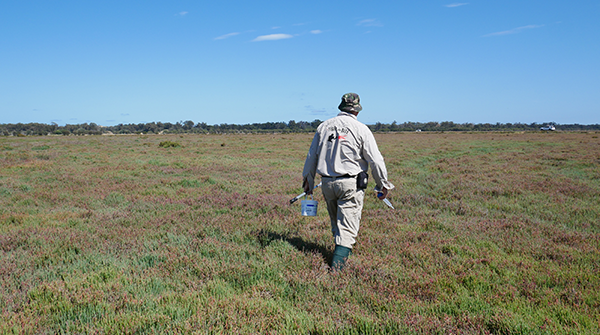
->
[[377, 187, 388, 200]]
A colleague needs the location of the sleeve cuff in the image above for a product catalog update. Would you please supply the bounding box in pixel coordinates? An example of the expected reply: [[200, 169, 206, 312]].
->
[[380, 180, 395, 191]]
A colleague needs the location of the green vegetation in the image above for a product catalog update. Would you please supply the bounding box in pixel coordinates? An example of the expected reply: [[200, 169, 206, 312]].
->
[[158, 141, 182, 148], [2, 120, 600, 136], [1, 132, 599, 334]]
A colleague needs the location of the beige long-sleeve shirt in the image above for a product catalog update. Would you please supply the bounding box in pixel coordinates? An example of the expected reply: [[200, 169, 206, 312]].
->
[[302, 112, 395, 191]]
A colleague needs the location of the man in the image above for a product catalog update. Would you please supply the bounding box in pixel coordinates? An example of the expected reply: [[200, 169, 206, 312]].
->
[[302, 93, 394, 271]]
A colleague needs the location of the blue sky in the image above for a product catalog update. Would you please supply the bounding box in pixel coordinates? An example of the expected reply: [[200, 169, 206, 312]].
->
[[1, 1, 599, 126]]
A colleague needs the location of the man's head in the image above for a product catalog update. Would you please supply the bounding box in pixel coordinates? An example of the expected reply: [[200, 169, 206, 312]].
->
[[338, 93, 362, 114]]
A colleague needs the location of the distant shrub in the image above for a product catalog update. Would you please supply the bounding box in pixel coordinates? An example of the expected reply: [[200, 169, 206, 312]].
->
[[178, 179, 202, 188], [147, 159, 169, 167], [104, 192, 127, 207], [158, 141, 181, 148], [19, 185, 32, 192], [0, 187, 12, 196], [35, 154, 51, 160]]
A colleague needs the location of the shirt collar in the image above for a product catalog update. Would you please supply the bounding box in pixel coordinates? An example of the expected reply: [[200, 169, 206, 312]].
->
[[337, 111, 357, 120]]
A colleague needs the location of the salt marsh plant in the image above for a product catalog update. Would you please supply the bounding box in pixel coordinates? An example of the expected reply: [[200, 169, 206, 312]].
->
[[1, 132, 599, 334], [158, 140, 181, 148]]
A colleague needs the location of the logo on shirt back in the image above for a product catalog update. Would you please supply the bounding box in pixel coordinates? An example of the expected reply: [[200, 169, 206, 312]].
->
[[327, 126, 350, 134], [328, 133, 347, 142], [327, 125, 350, 142]]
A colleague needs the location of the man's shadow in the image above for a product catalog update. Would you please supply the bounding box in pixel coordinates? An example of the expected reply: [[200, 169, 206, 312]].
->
[[254, 229, 333, 265]]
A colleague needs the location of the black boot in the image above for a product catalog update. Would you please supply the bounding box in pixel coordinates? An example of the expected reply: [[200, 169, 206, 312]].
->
[[331, 245, 352, 271]]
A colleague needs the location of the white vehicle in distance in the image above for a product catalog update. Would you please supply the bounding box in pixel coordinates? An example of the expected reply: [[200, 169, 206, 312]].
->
[[540, 125, 556, 131]]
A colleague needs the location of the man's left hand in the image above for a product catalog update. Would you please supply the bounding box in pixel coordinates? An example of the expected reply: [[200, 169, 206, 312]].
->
[[302, 178, 312, 195]]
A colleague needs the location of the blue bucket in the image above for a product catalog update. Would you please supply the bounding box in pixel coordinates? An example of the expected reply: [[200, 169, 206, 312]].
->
[[301, 196, 318, 216]]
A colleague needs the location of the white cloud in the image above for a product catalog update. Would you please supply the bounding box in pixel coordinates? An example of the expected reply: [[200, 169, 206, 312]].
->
[[445, 3, 468, 8], [484, 24, 545, 37], [178, 11, 188, 16], [357, 19, 383, 27], [306, 105, 329, 115], [252, 33, 293, 42], [310, 30, 322, 34], [214, 32, 240, 40]]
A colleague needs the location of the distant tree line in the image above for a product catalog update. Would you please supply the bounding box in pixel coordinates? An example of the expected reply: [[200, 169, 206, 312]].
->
[[368, 121, 600, 132], [1, 120, 599, 136]]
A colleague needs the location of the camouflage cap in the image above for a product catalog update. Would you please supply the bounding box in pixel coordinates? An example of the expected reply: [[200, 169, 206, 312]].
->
[[338, 93, 363, 113]]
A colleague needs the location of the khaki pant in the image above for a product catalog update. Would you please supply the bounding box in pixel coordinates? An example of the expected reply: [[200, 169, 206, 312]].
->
[[321, 177, 365, 249]]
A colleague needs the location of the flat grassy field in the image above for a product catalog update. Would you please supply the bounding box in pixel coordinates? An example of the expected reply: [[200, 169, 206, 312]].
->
[[1, 132, 599, 334]]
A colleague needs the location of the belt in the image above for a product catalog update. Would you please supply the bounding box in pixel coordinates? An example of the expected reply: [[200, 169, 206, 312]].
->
[[322, 174, 354, 180]]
